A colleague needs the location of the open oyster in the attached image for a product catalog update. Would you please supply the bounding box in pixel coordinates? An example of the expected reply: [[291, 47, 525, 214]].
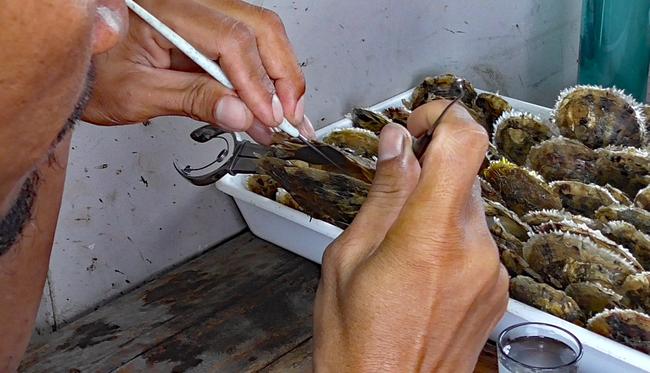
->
[[621, 272, 650, 313], [526, 137, 599, 183], [350, 108, 392, 134], [553, 85, 645, 149], [587, 308, 650, 353], [493, 111, 558, 165], [483, 200, 532, 241], [510, 275, 584, 324], [323, 128, 379, 158], [596, 205, 650, 235], [483, 159, 562, 215], [474, 93, 512, 134], [382, 107, 410, 126], [257, 157, 369, 228], [565, 281, 623, 316], [636, 185, 650, 211], [595, 146, 650, 197], [523, 231, 637, 288], [404, 74, 477, 110], [549, 181, 617, 218]]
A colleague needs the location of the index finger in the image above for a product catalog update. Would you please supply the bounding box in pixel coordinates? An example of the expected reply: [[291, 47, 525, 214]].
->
[[401, 101, 489, 226], [197, 0, 306, 124]]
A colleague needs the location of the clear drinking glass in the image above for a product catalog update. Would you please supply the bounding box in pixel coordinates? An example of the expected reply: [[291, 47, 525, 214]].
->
[[497, 322, 583, 373]]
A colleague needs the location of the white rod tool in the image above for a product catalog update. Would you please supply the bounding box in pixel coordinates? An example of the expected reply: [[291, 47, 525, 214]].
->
[[125, 0, 300, 138]]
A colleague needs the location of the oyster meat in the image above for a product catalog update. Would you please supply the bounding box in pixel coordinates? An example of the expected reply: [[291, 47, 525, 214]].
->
[[526, 137, 600, 183], [483, 159, 562, 215], [549, 181, 617, 218], [323, 128, 379, 158], [247, 175, 279, 200], [553, 85, 645, 149], [588, 308, 650, 354], [510, 275, 584, 324], [350, 108, 392, 134], [493, 111, 558, 165], [382, 107, 410, 126]]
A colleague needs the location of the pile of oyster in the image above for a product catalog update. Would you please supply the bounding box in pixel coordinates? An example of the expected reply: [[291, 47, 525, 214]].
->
[[246, 74, 650, 354]]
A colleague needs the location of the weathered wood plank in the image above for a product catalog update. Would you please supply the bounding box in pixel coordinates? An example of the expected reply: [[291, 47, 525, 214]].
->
[[260, 338, 313, 373], [259, 339, 498, 373], [114, 262, 319, 372], [20, 232, 310, 372]]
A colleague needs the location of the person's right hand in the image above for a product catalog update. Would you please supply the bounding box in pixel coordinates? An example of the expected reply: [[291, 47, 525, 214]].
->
[[313, 100, 509, 372]]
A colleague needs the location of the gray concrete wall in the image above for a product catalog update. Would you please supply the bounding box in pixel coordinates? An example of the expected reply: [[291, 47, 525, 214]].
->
[[34, 0, 585, 341]]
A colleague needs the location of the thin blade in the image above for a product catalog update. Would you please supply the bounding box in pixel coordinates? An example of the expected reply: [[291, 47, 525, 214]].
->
[[296, 134, 347, 174]]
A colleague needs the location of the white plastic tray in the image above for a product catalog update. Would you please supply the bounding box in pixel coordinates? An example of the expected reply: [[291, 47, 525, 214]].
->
[[216, 88, 650, 372]]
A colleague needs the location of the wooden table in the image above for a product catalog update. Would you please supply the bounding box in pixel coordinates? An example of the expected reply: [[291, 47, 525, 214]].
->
[[20, 232, 497, 372]]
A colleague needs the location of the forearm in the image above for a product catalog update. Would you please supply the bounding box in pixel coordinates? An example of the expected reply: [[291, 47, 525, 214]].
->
[[0, 135, 70, 372]]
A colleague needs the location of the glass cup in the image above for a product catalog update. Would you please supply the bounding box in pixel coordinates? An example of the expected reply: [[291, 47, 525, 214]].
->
[[497, 322, 583, 373]]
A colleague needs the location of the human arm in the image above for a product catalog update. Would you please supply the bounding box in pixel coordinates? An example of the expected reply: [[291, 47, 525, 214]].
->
[[313, 100, 509, 372]]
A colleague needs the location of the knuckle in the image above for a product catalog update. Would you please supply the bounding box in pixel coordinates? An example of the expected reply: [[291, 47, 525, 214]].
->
[[182, 77, 212, 122], [228, 20, 256, 47], [258, 9, 285, 32]]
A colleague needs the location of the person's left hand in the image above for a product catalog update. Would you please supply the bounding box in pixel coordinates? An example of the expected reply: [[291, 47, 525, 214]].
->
[[82, 0, 312, 145]]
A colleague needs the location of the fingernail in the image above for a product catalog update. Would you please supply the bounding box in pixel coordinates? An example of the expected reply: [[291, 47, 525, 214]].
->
[[294, 95, 305, 122], [272, 95, 285, 124], [300, 115, 316, 139], [215, 96, 250, 131], [97, 6, 125, 34], [378, 123, 407, 161]]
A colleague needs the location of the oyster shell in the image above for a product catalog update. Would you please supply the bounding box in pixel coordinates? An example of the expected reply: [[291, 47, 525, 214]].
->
[[549, 181, 617, 218], [257, 157, 369, 228], [534, 220, 643, 272], [483, 200, 532, 241], [553, 85, 645, 149], [523, 231, 637, 288], [510, 275, 584, 324], [480, 177, 505, 205], [247, 175, 279, 199], [322, 128, 379, 158], [526, 137, 599, 183], [474, 93, 512, 134], [487, 217, 544, 281], [483, 159, 562, 215], [621, 272, 650, 313], [382, 107, 410, 126], [404, 74, 478, 110], [493, 111, 558, 165], [635, 185, 650, 211], [587, 308, 650, 354], [350, 108, 391, 134], [604, 184, 633, 206], [523, 209, 599, 230], [565, 281, 623, 316], [602, 220, 650, 270], [595, 146, 650, 196], [596, 205, 650, 235]]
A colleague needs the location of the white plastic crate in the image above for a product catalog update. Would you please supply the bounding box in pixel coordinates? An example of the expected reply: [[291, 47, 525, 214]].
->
[[216, 88, 650, 372]]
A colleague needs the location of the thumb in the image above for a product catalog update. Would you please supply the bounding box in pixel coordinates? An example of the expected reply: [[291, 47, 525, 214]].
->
[[337, 123, 420, 264], [129, 67, 256, 132]]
